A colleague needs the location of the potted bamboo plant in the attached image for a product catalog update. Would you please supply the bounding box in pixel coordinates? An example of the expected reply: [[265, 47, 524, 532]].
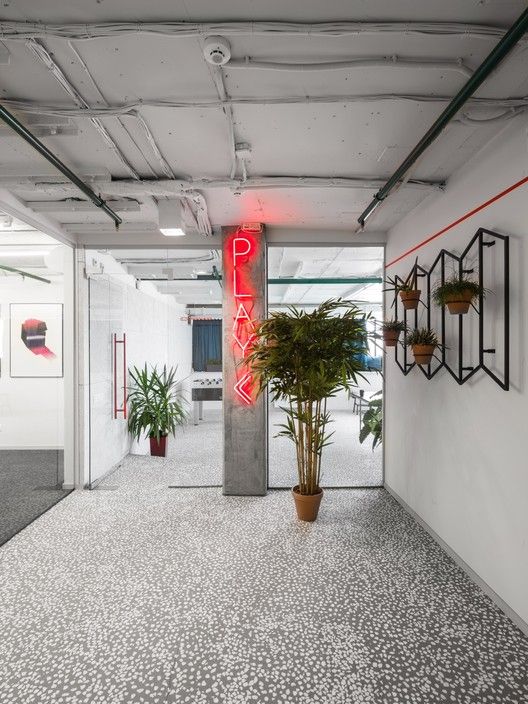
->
[[381, 320, 406, 347], [246, 299, 369, 522], [433, 276, 484, 315], [405, 328, 441, 366], [127, 364, 188, 457]]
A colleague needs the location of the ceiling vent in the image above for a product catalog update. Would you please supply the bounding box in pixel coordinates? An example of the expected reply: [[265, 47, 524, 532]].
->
[[203, 36, 231, 66]]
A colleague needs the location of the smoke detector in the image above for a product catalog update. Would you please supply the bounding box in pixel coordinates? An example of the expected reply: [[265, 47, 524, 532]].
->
[[203, 36, 231, 66]]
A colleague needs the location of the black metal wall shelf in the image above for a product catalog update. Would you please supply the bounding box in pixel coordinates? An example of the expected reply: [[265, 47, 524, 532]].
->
[[391, 228, 509, 390]]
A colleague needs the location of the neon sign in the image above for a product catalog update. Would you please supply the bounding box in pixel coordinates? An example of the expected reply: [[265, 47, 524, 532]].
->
[[225, 228, 259, 405]]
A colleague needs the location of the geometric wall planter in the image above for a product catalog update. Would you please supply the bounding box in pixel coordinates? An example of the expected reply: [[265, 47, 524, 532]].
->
[[390, 228, 509, 390]]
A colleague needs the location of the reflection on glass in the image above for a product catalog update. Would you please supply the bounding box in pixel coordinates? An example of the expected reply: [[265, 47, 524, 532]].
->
[[0, 219, 70, 545]]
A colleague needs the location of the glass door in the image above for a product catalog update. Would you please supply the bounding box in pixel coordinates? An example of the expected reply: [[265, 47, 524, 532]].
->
[[87, 246, 223, 489], [0, 222, 72, 545]]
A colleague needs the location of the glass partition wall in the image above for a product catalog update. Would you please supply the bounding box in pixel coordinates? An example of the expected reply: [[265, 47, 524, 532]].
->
[[0, 217, 73, 545], [87, 247, 223, 489], [86, 244, 383, 492], [267, 246, 384, 489]]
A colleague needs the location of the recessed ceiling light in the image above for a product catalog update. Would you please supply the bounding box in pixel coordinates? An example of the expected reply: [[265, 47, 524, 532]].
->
[[158, 199, 186, 237]]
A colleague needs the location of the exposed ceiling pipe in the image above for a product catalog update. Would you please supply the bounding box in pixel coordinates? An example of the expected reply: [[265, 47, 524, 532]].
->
[[209, 66, 238, 180], [0, 263, 51, 283], [4, 94, 527, 115], [0, 103, 122, 227], [137, 275, 382, 284], [0, 175, 444, 195], [357, 7, 528, 228], [0, 20, 520, 42], [227, 56, 473, 78], [24, 198, 141, 213], [457, 108, 524, 125], [116, 252, 217, 264], [26, 39, 141, 180]]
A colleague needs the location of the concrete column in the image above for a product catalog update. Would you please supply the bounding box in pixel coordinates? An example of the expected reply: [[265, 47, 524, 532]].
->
[[222, 225, 267, 495]]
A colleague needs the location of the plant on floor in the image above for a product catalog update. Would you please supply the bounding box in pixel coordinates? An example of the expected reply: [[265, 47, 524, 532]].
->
[[245, 298, 370, 521], [381, 319, 406, 347], [432, 275, 485, 315], [127, 365, 188, 457], [405, 328, 441, 366], [359, 391, 382, 450]]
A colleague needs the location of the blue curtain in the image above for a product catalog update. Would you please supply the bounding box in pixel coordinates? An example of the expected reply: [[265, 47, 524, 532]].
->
[[350, 318, 382, 371], [192, 320, 222, 371]]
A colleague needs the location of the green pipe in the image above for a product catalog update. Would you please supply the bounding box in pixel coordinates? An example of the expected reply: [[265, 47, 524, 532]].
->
[[268, 277, 381, 285], [358, 7, 528, 227], [0, 102, 122, 228], [141, 276, 382, 284], [0, 263, 51, 283]]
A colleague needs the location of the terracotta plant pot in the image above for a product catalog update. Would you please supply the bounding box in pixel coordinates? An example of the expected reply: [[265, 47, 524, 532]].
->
[[383, 329, 401, 347], [292, 485, 324, 522], [444, 289, 474, 315], [399, 289, 421, 310], [412, 344, 436, 365], [149, 435, 167, 457]]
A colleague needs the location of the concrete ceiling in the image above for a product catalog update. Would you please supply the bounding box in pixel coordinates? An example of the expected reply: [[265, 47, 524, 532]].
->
[[0, 1, 526, 241]]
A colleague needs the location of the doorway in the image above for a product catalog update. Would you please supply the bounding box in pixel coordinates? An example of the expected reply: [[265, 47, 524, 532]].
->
[[266, 245, 384, 488], [86, 246, 223, 489]]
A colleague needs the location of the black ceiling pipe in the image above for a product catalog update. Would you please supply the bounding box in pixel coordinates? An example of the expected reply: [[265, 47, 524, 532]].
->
[[357, 7, 528, 228], [0, 103, 122, 228]]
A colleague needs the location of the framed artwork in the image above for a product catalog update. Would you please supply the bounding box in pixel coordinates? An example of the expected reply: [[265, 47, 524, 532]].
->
[[10, 303, 63, 378]]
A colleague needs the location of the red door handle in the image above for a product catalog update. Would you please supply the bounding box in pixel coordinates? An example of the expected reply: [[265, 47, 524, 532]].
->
[[113, 332, 127, 419]]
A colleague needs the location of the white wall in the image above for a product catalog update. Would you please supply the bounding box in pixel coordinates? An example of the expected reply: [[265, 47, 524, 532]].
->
[[0, 277, 64, 448], [87, 253, 192, 484], [384, 116, 528, 627]]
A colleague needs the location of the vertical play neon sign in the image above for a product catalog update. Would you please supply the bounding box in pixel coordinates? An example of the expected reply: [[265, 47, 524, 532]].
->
[[227, 228, 258, 405]]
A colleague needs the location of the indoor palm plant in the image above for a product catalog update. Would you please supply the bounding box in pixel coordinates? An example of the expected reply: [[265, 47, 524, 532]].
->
[[405, 328, 441, 366], [433, 275, 484, 315], [381, 319, 406, 347], [246, 299, 369, 521], [127, 364, 187, 457]]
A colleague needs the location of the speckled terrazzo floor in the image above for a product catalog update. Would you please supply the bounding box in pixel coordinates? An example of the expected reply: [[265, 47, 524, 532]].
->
[[0, 463, 527, 704], [123, 406, 382, 488], [0, 449, 70, 546]]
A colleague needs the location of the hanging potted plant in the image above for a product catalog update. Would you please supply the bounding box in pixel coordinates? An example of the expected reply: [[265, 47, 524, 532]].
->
[[127, 364, 188, 457], [405, 328, 441, 366], [433, 276, 485, 315], [381, 320, 406, 347], [246, 299, 370, 522], [385, 260, 421, 311]]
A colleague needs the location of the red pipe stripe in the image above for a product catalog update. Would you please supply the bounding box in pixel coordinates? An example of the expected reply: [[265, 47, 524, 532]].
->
[[386, 175, 528, 269]]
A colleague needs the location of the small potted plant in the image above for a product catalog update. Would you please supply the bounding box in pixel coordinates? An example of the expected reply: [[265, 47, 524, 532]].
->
[[433, 276, 484, 315], [381, 320, 406, 347], [127, 364, 188, 457], [246, 299, 370, 522], [405, 328, 441, 365], [385, 261, 421, 311]]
